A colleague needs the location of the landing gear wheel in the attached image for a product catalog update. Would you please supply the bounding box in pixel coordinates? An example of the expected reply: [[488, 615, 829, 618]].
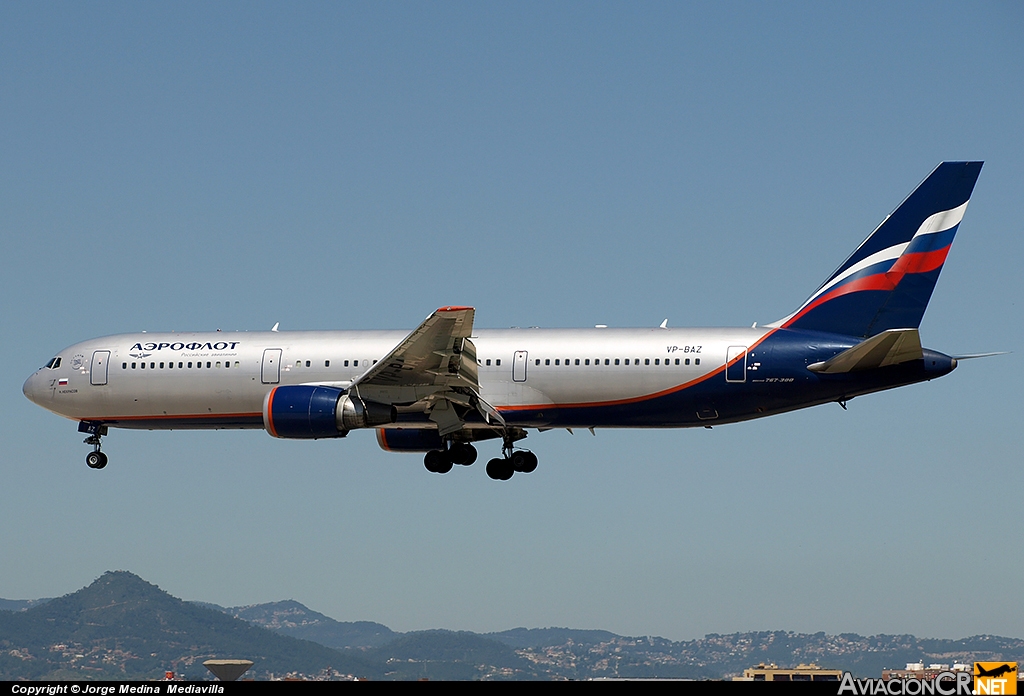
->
[[511, 450, 538, 473], [86, 451, 108, 470], [424, 450, 453, 474], [448, 442, 477, 466], [486, 457, 514, 481]]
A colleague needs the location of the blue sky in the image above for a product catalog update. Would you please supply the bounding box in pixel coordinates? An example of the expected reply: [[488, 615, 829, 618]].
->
[[2, 2, 1022, 642]]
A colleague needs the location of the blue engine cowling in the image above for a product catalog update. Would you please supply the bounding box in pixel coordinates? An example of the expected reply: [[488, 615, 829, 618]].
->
[[264, 385, 346, 439], [263, 385, 396, 439], [376, 428, 445, 452]]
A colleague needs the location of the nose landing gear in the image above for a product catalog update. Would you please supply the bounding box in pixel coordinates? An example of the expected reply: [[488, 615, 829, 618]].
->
[[79, 421, 108, 470], [85, 447, 108, 470]]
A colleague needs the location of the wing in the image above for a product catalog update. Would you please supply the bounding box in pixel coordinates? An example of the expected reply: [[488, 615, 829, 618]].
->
[[350, 306, 504, 435]]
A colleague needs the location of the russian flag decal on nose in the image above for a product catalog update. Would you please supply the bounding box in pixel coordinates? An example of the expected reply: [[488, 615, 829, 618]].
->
[[58, 378, 68, 386]]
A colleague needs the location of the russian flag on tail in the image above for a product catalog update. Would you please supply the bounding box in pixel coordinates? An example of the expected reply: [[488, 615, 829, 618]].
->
[[770, 161, 983, 339]]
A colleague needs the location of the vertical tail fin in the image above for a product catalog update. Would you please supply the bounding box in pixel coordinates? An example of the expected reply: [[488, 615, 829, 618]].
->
[[770, 161, 983, 338]]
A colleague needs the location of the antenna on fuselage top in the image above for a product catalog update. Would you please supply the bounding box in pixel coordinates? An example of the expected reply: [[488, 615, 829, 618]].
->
[[659, 319, 668, 329], [271, 322, 280, 332]]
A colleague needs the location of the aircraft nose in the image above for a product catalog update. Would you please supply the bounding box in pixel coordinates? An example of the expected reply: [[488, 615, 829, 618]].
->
[[23, 371, 40, 405]]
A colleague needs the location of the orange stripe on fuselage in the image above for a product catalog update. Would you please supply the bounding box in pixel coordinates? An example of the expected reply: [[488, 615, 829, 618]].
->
[[498, 330, 776, 413], [89, 411, 263, 422]]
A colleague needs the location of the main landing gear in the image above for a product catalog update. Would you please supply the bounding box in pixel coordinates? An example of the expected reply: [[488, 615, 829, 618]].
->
[[423, 436, 539, 480], [423, 441, 478, 474], [79, 421, 108, 470], [485, 449, 537, 481]]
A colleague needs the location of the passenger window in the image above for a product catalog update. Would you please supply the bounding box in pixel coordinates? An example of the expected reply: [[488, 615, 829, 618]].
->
[[624, 359, 629, 365], [122, 363, 127, 369], [141, 363, 146, 369], [614, 359, 620, 365], [160, 362, 165, 369], [496, 359, 501, 366], [655, 359, 660, 365], [179, 362, 184, 368], [675, 358, 680, 365], [206, 362, 211, 368], [535, 359, 540, 365], [131, 363, 136, 369], [325, 360, 330, 367], [188, 362, 193, 368], [168, 362, 173, 369], [645, 359, 650, 365], [685, 358, 690, 365], [605, 359, 610, 365], [234, 361, 239, 367], [574, 359, 580, 366], [555, 359, 560, 365], [486, 359, 491, 366], [344, 360, 349, 367], [150, 362, 155, 369], [305, 360, 310, 367], [695, 358, 700, 365], [585, 359, 590, 365], [373, 360, 377, 364], [545, 359, 550, 365]]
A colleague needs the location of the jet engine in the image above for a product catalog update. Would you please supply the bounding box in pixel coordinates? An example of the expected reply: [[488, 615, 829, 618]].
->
[[263, 385, 396, 439]]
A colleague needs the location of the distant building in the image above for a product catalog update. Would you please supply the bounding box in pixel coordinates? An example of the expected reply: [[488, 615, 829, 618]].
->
[[733, 663, 843, 681], [882, 663, 972, 680]]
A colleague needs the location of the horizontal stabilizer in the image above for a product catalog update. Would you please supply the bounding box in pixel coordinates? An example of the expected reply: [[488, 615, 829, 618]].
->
[[808, 329, 922, 374]]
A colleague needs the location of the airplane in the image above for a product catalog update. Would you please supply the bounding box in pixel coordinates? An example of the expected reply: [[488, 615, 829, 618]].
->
[[24, 161, 986, 481], [975, 664, 1017, 679]]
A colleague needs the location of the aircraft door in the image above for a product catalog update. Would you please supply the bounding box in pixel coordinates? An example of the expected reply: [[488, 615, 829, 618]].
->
[[90, 350, 110, 386], [512, 351, 528, 382], [726, 345, 747, 383], [262, 349, 282, 384]]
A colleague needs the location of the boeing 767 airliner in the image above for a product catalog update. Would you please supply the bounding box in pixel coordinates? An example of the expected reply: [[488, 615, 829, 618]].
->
[[24, 162, 985, 480]]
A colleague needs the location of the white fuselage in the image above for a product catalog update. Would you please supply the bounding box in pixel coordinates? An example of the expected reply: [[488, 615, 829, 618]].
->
[[24, 326, 771, 430]]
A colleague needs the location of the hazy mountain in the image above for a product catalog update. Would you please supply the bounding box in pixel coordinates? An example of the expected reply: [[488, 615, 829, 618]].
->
[[486, 627, 620, 648], [225, 600, 396, 649], [0, 571, 376, 680], [365, 630, 542, 680], [0, 598, 51, 612], [4, 574, 1024, 680]]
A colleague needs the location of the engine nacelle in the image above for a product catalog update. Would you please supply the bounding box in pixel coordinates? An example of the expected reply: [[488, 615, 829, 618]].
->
[[263, 385, 396, 439], [376, 428, 445, 452]]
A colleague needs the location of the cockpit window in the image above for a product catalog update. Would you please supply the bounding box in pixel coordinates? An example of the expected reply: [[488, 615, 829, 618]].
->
[[45, 357, 61, 369]]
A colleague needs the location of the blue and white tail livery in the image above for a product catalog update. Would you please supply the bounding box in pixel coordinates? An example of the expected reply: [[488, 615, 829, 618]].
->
[[23, 162, 989, 480], [771, 161, 983, 338]]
